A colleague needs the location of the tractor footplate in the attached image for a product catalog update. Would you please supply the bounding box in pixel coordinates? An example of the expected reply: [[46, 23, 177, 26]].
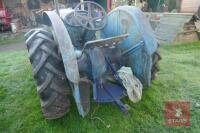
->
[[93, 81, 129, 114], [93, 82, 125, 103], [84, 34, 129, 50]]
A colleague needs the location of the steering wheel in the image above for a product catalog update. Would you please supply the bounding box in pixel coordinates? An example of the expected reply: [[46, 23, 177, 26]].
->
[[74, 1, 107, 31]]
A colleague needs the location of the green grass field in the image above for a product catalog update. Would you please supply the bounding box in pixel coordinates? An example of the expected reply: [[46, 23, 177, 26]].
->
[[0, 34, 25, 45], [0, 42, 200, 133]]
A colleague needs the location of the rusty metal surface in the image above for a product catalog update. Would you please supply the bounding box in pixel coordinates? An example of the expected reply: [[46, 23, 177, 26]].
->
[[43, 11, 80, 84], [84, 34, 129, 49]]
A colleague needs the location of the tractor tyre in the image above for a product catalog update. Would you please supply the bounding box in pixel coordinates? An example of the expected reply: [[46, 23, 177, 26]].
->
[[151, 51, 161, 81], [26, 30, 71, 119]]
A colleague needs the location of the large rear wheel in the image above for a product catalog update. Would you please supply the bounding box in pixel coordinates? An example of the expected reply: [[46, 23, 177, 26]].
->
[[25, 29, 71, 119]]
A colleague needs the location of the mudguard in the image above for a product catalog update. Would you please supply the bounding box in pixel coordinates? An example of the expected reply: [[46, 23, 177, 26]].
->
[[101, 6, 158, 86], [43, 11, 89, 117]]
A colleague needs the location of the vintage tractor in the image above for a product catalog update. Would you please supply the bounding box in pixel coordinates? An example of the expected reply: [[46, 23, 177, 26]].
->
[[25, 1, 161, 119]]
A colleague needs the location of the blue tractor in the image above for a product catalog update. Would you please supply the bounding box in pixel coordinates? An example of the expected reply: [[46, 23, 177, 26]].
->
[[25, 0, 161, 119]]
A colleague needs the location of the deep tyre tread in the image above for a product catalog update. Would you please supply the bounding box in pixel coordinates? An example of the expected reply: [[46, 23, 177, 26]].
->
[[26, 29, 71, 119]]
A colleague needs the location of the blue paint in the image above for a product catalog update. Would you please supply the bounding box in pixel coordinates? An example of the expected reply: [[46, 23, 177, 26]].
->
[[73, 84, 86, 117], [122, 41, 144, 56], [42, 6, 158, 117], [102, 6, 158, 86]]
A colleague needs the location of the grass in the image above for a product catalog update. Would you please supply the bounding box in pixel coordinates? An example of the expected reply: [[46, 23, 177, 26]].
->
[[0, 42, 200, 132], [0, 34, 25, 45]]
